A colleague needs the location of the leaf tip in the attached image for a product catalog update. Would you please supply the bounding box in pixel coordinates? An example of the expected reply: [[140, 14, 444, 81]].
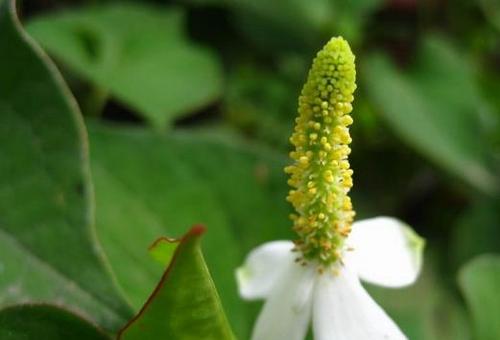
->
[[148, 225, 206, 265]]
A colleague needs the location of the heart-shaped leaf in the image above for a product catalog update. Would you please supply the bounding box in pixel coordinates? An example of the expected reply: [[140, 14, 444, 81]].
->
[[118, 226, 235, 340], [0, 0, 130, 330], [27, 3, 223, 127]]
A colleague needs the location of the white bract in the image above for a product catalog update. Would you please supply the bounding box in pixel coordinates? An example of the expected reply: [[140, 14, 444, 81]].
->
[[236, 217, 424, 340]]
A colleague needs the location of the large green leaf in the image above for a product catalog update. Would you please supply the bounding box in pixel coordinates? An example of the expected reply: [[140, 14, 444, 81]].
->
[[459, 254, 500, 340], [27, 3, 223, 127], [119, 226, 235, 340], [0, 0, 130, 330], [363, 36, 497, 193], [88, 122, 290, 337], [0, 305, 110, 340]]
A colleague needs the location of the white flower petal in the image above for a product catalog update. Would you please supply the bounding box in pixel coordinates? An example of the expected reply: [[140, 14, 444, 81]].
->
[[251, 260, 315, 340], [313, 267, 407, 340], [236, 240, 295, 300], [346, 216, 424, 287]]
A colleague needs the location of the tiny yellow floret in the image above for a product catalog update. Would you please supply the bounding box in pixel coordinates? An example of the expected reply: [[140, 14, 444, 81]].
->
[[285, 36, 356, 267]]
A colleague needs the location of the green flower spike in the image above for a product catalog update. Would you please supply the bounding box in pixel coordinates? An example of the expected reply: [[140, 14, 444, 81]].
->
[[285, 36, 357, 268]]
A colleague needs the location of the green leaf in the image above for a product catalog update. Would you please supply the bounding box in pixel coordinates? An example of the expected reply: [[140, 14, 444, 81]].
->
[[88, 122, 290, 337], [0, 304, 110, 340], [118, 226, 235, 340], [362, 36, 497, 193], [27, 3, 223, 127], [410, 36, 495, 128], [459, 254, 500, 340], [0, 0, 130, 330], [149, 237, 177, 266]]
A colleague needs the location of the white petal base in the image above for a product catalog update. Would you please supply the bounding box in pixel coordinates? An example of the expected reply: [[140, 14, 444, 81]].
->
[[251, 259, 315, 340], [313, 267, 407, 340]]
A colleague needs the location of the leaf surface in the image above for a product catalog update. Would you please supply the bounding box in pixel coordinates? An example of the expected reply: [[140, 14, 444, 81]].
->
[[459, 254, 500, 340], [362, 36, 497, 193], [27, 3, 222, 127], [0, 304, 110, 340], [0, 0, 130, 329]]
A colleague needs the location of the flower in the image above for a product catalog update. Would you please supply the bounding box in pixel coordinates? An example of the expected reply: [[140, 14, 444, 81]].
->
[[236, 37, 425, 340], [236, 217, 424, 340], [284, 36, 357, 268]]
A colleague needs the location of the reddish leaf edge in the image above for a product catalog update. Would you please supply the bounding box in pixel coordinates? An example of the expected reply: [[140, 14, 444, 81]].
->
[[116, 224, 206, 339]]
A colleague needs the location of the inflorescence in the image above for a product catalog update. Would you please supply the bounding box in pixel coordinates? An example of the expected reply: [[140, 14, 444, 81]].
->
[[285, 37, 357, 268]]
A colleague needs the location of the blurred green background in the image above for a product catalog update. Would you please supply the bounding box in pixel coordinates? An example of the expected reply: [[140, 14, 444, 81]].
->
[[8, 0, 500, 338]]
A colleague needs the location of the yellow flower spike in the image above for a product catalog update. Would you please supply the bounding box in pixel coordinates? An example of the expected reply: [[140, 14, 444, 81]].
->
[[286, 36, 356, 267]]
